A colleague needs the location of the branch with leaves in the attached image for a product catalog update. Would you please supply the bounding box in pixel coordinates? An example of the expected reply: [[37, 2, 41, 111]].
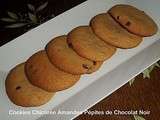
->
[[129, 62, 160, 86], [133, 115, 145, 120], [0, 1, 53, 29]]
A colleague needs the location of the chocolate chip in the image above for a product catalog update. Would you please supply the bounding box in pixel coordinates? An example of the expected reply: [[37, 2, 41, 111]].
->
[[117, 16, 120, 20], [125, 21, 131, 26], [93, 61, 97, 65], [68, 43, 73, 48], [16, 86, 21, 90], [82, 64, 89, 69]]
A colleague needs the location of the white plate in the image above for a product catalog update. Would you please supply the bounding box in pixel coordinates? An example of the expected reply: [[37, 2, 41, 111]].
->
[[0, 0, 160, 120]]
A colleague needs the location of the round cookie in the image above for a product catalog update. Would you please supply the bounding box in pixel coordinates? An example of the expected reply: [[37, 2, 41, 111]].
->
[[25, 50, 80, 92], [46, 35, 102, 75], [67, 26, 116, 61], [90, 13, 143, 48], [5, 63, 54, 107], [108, 4, 158, 36]]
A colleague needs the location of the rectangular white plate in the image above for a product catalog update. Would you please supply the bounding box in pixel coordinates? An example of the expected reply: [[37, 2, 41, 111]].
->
[[0, 0, 160, 120]]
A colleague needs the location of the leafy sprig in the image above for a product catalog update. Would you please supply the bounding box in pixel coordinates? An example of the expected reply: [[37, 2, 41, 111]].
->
[[133, 115, 145, 120], [0, 1, 52, 29], [129, 62, 160, 86]]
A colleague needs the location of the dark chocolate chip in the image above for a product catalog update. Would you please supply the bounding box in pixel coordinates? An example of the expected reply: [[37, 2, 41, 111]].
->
[[16, 86, 21, 90], [93, 61, 97, 65], [82, 64, 89, 69], [117, 16, 120, 20], [68, 43, 73, 48], [126, 21, 131, 26]]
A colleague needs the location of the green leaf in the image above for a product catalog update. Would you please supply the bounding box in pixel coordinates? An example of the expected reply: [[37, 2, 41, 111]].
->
[[5, 23, 27, 28], [28, 13, 37, 23], [51, 14, 55, 18], [129, 78, 135, 86], [0, 18, 16, 22], [143, 69, 151, 79], [7, 12, 18, 19], [28, 4, 35, 11], [134, 115, 145, 120], [155, 63, 160, 67], [36, 2, 48, 12], [142, 62, 160, 79]]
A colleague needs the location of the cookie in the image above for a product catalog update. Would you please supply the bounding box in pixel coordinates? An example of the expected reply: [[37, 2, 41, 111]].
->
[[67, 26, 116, 61], [46, 35, 102, 75], [25, 50, 80, 92], [108, 4, 158, 36], [5, 63, 54, 107], [90, 13, 143, 48]]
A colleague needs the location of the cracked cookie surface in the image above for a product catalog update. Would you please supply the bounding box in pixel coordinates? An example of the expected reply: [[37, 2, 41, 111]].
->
[[68, 26, 116, 61], [108, 4, 158, 36], [5, 63, 54, 107], [46, 35, 103, 75], [90, 13, 143, 48], [25, 50, 81, 92]]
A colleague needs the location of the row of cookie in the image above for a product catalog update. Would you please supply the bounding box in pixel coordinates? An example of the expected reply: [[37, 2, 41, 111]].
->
[[5, 19, 118, 107], [48, 4, 158, 75], [5, 4, 158, 107], [5, 32, 114, 107]]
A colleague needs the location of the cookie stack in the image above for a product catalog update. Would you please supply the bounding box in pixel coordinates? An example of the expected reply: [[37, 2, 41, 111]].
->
[[5, 4, 158, 107]]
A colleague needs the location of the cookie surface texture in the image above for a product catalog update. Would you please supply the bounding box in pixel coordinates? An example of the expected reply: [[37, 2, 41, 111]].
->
[[5, 63, 54, 107], [108, 4, 158, 36], [90, 13, 143, 48], [46, 35, 102, 74], [67, 26, 116, 61], [25, 50, 80, 92], [87, 61, 103, 74]]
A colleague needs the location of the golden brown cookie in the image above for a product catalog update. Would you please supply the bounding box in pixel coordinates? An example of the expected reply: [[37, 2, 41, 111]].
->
[[5, 63, 54, 107], [67, 26, 116, 61], [90, 13, 143, 48], [25, 50, 80, 92], [108, 4, 158, 36], [46, 35, 102, 75]]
